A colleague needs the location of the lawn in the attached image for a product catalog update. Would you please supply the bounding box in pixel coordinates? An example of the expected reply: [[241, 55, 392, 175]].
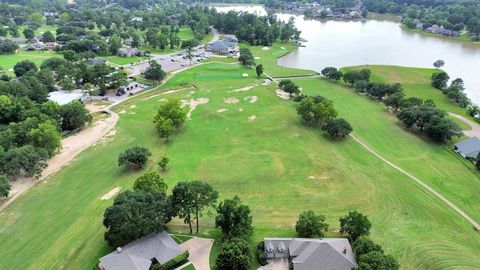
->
[[100, 55, 150, 66], [0, 50, 58, 74], [139, 26, 212, 54], [245, 42, 317, 78], [1, 62, 480, 270]]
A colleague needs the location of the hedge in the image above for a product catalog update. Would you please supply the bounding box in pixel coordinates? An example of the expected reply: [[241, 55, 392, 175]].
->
[[152, 251, 189, 270]]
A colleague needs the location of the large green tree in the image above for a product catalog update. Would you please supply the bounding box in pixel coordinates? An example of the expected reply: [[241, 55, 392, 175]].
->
[[215, 196, 253, 238], [118, 146, 151, 169], [103, 190, 172, 246], [143, 60, 166, 84], [339, 210, 372, 241], [171, 181, 218, 234], [295, 210, 329, 238], [216, 238, 251, 270], [60, 101, 92, 131], [0, 175, 11, 198], [27, 121, 62, 157], [356, 251, 400, 270], [133, 171, 168, 193], [153, 99, 186, 139]]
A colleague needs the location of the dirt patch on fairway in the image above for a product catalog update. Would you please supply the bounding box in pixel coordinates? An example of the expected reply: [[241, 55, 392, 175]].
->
[[129, 105, 137, 109], [262, 79, 272, 86], [119, 109, 126, 114], [238, 108, 244, 112], [262, 46, 270, 50], [248, 115, 257, 121], [182, 98, 209, 119], [224, 97, 240, 104], [276, 89, 290, 100], [217, 108, 227, 113], [244, 96, 258, 103], [231, 85, 256, 93], [101, 187, 121, 200]]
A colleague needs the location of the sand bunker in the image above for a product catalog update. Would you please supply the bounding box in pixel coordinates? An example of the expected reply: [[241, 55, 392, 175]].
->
[[217, 108, 228, 113], [254, 57, 261, 60], [242, 73, 249, 77], [244, 96, 258, 103], [262, 46, 270, 50], [248, 115, 257, 121], [280, 46, 286, 49], [183, 98, 209, 119], [232, 85, 256, 93], [276, 89, 290, 100], [129, 105, 137, 109], [238, 108, 244, 112], [101, 187, 121, 200], [158, 98, 166, 102], [262, 79, 272, 86], [119, 110, 126, 114], [129, 112, 136, 115], [224, 97, 240, 104]]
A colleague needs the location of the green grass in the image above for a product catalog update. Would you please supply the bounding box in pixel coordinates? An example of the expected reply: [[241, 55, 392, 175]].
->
[[245, 42, 317, 77], [182, 264, 196, 270], [1, 62, 480, 270], [0, 51, 58, 74], [139, 26, 212, 54]]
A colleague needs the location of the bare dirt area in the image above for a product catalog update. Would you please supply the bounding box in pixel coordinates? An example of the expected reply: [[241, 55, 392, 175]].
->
[[0, 110, 119, 211], [231, 85, 257, 93], [244, 96, 258, 103], [248, 115, 257, 121], [182, 98, 209, 119], [224, 97, 240, 104], [101, 187, 121, 200], [217, 108, 228, 113], [275, 89, 290, 100]]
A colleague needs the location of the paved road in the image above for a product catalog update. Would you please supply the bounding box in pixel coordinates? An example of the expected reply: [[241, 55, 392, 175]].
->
[[448, 112, 480, 137], [179, 237, 214, 270], [350, 134, 480, 231]]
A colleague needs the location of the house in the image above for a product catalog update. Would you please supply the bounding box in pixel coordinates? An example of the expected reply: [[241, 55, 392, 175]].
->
[[123, 38, 133, 46], [264, 238, 357, 270], [205, 36, 238, 54], [48, 91, 86, 105], [87, 58, 107, 65], [98, 231, 183, 270], [24, 43, 44, 51], [119, 82, 148, 95], [43, 42, 57, 50], [454, 137, 480, 160], [118, 47, 144, 57]]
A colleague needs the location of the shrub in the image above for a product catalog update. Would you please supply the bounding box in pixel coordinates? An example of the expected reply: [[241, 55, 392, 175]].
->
[[118, 146, 151, 169], [216, 238, 251, 270], [152, 251, 189, 270], [256, 241, 268, 266]]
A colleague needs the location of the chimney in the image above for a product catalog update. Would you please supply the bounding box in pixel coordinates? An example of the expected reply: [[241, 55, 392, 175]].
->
[[343, 247, 347, 254], [117, 247, 123, 254]]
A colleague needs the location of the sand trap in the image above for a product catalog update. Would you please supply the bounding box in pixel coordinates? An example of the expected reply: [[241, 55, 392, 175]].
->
[[129, 105, 137, 109], [280, 46, 286, 49], [262, 46, 270, 50], [238, 108, 244, 112], [217, 108, 228, 113], [254, 57, 261, 60], [262, 79, 272, 86], [224, 97, 240, 104], [242, 73, 249, 77], [119, 110, 126, 114], [276, 89, 290, 100], [158, 98, 166, 102], [232, 85, 256, 93], [308, 176, 316, 179], [183, 98, 209, 119], [101, 187, 121, 200], [248, 115, 257, 121], [129, 112, 136, 115], [106, 129, 117, 137], [244, 96, 258, 103]]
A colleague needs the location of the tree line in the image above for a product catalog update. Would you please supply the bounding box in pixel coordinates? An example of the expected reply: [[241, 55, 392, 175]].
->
[[321, 66, 462, 143]]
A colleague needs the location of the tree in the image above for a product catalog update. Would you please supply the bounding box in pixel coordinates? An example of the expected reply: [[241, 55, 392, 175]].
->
[[158, 155, 169, 171], [239, 48, 255, 66], [215, 196, 253, 238], [216, 238, 251, 270], [82, 83, 98, 100], [63, 50, 78, 62], [0, 175, 11, 198], [40, 57, 68, 70], [255, 64, 263, 78], [118, 146, 151, 169], [14, 60, 38, 77], [0, 145, 48, 179], [133, 171, 167, 193], [42, 31, 55, 43], [424, 115, 461, 142], [171, 181, 218, 234], [27, 121, 62, 157], [321, 67, 342, 81], [0, 39, 19, 54], [295, 210, 329, 238], [153, 99, 187, 139], [60, 100, 92, 131], [23, 28, 34, 40], [356, 251, 399, 270], [352, 236, 384, 257], [339, 210, 371, 241], [282, 81, 300, 96], [431, 71, 449, 89], [384, 92, 405, 111], [143, 60, 166, 84], [28, 12, 44, 25], [322, 118, 353, 139], [103, 190, 172, 247], [109, 35, 122, 55], [433, 59, 445, 69]]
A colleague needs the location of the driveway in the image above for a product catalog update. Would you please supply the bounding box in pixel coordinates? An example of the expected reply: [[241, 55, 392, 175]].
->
[[179, 237, 213, 270], [448, 112, 480, 137], [258, 258, 289, 270]]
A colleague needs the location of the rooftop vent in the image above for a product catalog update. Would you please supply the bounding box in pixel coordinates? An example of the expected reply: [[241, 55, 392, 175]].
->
[[343, 247, 347, 254]]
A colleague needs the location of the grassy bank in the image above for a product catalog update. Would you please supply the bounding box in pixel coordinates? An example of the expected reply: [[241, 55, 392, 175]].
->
[[0, 51, 58, 74]]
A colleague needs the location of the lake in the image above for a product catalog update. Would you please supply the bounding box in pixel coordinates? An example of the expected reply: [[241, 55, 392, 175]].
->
[[212, 5, 480, 104]]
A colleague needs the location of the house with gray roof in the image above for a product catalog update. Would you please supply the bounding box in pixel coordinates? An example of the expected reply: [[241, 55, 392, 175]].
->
[[99, 231, 183, 270], [264, 238, 357, 270], [205, 36, 238, 54], [454, 137, 480, 160]]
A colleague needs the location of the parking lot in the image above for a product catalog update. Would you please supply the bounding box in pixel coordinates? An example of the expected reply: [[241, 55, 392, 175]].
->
[[125, 48, 213, 76]]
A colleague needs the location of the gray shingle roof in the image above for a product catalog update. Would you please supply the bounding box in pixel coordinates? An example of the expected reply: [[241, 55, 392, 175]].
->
[[99, 232, 182, 270], [264, 238, 357, 270], [454, 137, 480, 159]]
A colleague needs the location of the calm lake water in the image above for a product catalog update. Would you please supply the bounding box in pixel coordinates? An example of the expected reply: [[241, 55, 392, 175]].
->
[[213, 5, 480, 104]]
